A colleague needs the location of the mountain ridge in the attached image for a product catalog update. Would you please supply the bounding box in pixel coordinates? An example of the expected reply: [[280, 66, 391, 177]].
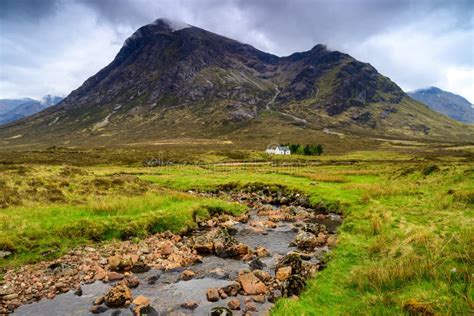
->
[[1, 19, 473, 149], [0, 95, 63, 126], [407, 87, 474, 124]]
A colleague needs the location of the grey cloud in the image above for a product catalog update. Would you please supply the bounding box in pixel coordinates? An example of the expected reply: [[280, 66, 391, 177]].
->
[[0, 0, 472, 102]]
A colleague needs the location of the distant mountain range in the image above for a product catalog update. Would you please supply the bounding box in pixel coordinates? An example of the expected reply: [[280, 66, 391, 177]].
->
[[0, 95, 63, 125], [0, 18, 472, 149], [407, 87, 474, 124]]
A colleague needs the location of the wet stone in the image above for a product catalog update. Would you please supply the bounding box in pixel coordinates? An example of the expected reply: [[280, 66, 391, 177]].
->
[[181, 300, 199, 310], [206, 288, 220, 302]]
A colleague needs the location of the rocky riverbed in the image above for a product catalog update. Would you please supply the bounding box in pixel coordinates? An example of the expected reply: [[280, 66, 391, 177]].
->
[[1, 186, 342, 315]]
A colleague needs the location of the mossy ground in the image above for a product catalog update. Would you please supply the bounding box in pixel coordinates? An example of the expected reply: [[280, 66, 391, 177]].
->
[[0, 149, 472, 314]]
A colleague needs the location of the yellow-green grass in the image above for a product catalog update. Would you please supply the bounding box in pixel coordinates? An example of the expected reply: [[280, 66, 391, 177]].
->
[[0, 153, 472, 314], [140, 161, 473, 315], [0, 169, 245, 268]]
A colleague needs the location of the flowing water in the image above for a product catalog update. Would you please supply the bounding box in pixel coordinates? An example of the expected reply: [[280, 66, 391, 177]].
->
[[14, 200, 341, 316]]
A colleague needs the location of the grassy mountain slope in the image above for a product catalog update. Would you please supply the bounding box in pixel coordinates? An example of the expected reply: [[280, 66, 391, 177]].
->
[[0, 19, 472, 150]]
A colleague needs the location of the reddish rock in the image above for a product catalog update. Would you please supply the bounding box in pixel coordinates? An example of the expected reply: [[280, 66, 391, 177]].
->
[[104, 283, 132, 308], [180, 270, 195, 281], [255, 246, 269, 257], [244, 297, 257, 312], [107, 272, 124, 281], [238, 272, 267, 295], [206, 288, 220, 302], [181, 300, 199, 310], [228, 298, 241, 310], [276, 266, 292, 281], [132, 295, 150, 306], [124, 275, 140, 288]]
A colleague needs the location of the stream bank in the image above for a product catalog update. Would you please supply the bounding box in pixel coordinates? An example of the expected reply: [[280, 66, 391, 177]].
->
[[2, 185, 342, 315]]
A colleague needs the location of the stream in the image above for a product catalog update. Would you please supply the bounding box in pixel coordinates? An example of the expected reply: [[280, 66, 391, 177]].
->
[[11, 189, 342, 316]]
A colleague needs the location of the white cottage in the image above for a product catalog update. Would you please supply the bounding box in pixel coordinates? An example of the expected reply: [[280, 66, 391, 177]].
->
[[265, 146, 291, 155]]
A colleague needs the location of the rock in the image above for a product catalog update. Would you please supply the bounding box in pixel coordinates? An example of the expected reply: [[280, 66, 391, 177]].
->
[[255, 246, 270, 257], [206, 288, 220, 302], [94, 295, 105, 305], [248, 258, 265, 270], [157, 240, 174, 256], [190, 233, 214, 254], [131, 262, 151, 274], [90, 305, 109, 314], [253, 270, 272, 283], [252, 295, 265, 303], [2, 293, 18, 301], [267, 289, 282, 303], [209, 307, 233, 316], [0, 288, 14, 296], [95, 269, 107, 280], [276, 253, 303, 275], [292, 231, 319, 250], [276, 266, 292, 281], [181, 300, 199, 310], [218, 288, 228, 299], [244, 297, 257, 312], [132, 295, 150, 306], [213, 229, 250, 258], [107, 271, 124, 281], [221, 282, 241, 296], [228, 298, 241, 310], [303, 223, 327, 235], [133, 305, 159, 316], [238, 272, 267, 295], [209, 268, 228, 279], [180, 269, 195, 281], [74, 287, 83, 296], [281, 275, 306, 297], [108, 255, 122, 271], [104, 283, 132, 308], [125, 275, 140, 288]]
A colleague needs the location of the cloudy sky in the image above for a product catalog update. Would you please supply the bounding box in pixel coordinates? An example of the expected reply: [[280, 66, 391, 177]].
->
[[1, 0, 473, 102]]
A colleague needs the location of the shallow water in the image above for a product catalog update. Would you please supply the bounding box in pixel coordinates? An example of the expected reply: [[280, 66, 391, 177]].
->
[[14, 203, 340, 316]]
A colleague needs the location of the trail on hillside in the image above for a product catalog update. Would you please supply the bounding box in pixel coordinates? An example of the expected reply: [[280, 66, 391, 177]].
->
[[265, 86, 309, 125]]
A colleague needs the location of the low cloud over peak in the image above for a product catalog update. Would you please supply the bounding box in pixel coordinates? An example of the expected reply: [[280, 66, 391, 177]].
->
[[1, 0, 473, 102]]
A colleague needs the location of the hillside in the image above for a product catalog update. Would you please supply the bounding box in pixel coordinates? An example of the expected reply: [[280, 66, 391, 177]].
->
[[0, 19, 473, 150], [408, 87, 474, 124]]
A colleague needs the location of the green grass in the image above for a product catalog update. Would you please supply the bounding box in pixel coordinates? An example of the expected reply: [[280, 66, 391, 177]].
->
[[0, 151, 472, 314], [0, 189, 245, 268]]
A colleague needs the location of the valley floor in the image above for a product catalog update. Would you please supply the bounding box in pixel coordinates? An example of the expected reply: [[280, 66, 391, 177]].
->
[[0, 150, 472, 315]]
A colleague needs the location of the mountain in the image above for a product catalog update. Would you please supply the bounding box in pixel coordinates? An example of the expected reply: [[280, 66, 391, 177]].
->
[[407, 87, 474, 124], [0, 95, 63, 126], [0, 98, 37, 115], [0, 19, 473, 149]]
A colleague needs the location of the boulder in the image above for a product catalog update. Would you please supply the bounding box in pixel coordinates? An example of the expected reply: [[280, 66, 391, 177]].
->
[[181, 300, 199, 310], [125, 275, 140, 288], [206, 288, 220, 302], [276, 253, 303, 275], [238, 272, 267, 295], [228, 298, 241, 310], [180, 269, 196, 281], [281, 275, 305, 297], [248, 257, 265, 270], [244, 297, 257, 312], [107, 255, 122, 271], [292, 231, 318, 250], [255, 246, 270, 257], [132, 295, 150, 306], [253, 270, 272, 283], [104, 283, 132, 308], [107, 272, 124, 281], [221, 282, 241, 296], [90, 305, 108, 314], [276, 266, 292, 281]]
